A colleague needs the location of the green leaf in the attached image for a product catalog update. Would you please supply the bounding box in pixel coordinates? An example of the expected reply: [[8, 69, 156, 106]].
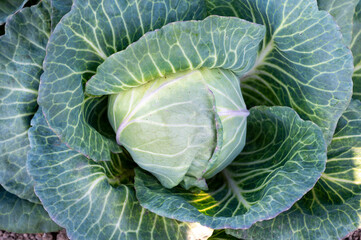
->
[[317, 0, 359, 46], [86, 15, 265, 95], [207, 0, 354, 144], [316, 0, 361, 100], [134, 106, 327, 229], [84, 95, 116, 139], [352, 0, 361, 100], [0, 0, 52, 203], [39, 0, 208, 162], [27, 108, 205, 240], [50, 0, 72, 30], [228, 99, 361, 240], [0, 186, 60, 233], [209, 230, 240, 240], [0, 0, 28, 25]]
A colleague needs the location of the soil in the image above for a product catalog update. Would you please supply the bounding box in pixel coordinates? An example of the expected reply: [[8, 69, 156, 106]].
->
[[0, 228, 360, 239], [344, 229, 361, 240], [0, 229, 69, 240]]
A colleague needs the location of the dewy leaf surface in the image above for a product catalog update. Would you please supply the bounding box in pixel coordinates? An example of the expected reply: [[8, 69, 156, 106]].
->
[[228, 99, 361, 240], [27, 108, 202, 240], [317, 0, 359, 46], [0, 0, 52, 203], [39, 0, 207, 161], [0, 186, 60, 233], [0, 0, 28, 25], [207, 0, 354, 144], [352, 0, 361, 100], [86, 16, 265, 95], [134, 106, 327, 229]]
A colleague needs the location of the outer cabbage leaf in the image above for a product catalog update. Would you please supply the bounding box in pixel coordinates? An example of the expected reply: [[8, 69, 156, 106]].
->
[[27, 108, 208, 240], [39, 0, 207, 162], [228, 99, 361, 240], [0, 0, 28, 25], [134, 106, 327, 229], [50, 0, 72, 30], [0, 186, 60, 233], [352, 0, 361, 100], [86, 16, 265, 95], [317, 0, 359, 46], [0, 0, 51, 203], [316, 0, 361, 100], [207, 0, 354, 144]]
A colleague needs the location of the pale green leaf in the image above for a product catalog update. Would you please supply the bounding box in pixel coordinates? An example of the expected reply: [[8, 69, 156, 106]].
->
[[86, 15, 265, 95], [201, 68, 248, 179], [134, 106, 327, 229]]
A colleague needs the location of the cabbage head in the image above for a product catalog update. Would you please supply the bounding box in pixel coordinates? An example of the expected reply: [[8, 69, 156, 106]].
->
[[107, 67, 249, 189]]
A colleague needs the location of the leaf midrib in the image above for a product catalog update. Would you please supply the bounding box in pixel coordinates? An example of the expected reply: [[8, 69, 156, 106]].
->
[[222, 169, 251, 209]]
